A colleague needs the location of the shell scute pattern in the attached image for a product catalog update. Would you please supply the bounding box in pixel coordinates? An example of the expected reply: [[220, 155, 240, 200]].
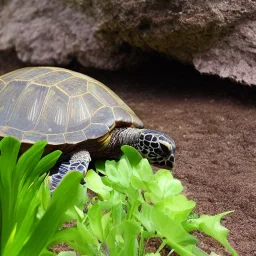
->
[[35, 86, 69, 134], [0, 80, 28, 126], [83, 123, 109, 139], [1, 67, 33, 83], [57, 77, 88, 96], [82, 93, 103, 115], [8, 83, 49, 131], [33, 71, 73, 86], [14, 67, 53, 80], [23, 132, 47, 142], [1, 126, 23, 139], [91, 107, 115, 128], [88, 82, 118, 107], [67, 96, 90, 132], [48, 134, 66, 144], [65, 130, 86, 144], [113, 107, 133, 125], [0, 67, 143, 145]]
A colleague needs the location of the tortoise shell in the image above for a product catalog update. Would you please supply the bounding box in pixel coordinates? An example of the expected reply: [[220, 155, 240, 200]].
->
[[0, 67, 144, 147]]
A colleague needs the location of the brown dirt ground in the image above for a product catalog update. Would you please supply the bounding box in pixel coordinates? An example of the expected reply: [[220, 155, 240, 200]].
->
[[1, 50, 256, 255]]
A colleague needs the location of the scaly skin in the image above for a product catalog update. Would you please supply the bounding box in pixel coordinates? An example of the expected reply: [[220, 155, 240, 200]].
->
[[106, 128, 175, 168], [50, 127, 175, 191]]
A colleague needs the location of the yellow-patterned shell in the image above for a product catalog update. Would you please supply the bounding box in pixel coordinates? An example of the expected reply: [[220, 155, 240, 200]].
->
[[0, 67, 144, 146]]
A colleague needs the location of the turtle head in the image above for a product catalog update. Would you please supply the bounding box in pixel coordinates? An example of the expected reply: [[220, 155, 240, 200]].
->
[[137, 129, 176, 169]]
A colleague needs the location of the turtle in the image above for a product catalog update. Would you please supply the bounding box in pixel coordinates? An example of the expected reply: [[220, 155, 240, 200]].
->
[[0, 67, 176, 190]]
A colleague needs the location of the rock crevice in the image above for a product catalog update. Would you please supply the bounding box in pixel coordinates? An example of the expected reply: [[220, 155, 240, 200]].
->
[[1, 0, 256, 85]]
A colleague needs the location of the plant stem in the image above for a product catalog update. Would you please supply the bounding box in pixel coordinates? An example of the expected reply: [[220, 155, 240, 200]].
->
[[138, 233, 145, 256], [127, 201, 136, 221], [156, 240, 167, 254]]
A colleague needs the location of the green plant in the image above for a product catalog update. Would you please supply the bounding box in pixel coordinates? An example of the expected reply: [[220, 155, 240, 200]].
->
[[0, 136, 87, 256], [0, 137, 237, 256], [60, 146, 238, 256]]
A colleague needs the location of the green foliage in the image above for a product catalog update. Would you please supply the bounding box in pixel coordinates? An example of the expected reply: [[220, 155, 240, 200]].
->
[[0, 136, 87, 256], [67, 145, 237, 256], [0, 137, 237, 256]]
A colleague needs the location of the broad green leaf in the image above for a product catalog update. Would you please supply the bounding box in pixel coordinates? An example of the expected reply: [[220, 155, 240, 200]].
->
[[154, 195, 196, 222], [95, 160, 107, 175], [104, 159, 131, 192], [0, 136, 20, 173], [111, 203, 125, 226], [73, 222, 102, 256], [35, 150, 62, 176], [121, 145, 142, 167], [87, 203, 111, 243], [87, 203, 105, 242], [39, 176, 51, 211], [120, 220, 141, 256], [53, 223, 100, 256], [131, 159, 153, 190], [145, 169, 183, 203], [105, 225, 122, 252], [15, 141, 47, 184], [101, 212, 112, 242], [85, 169, 111, 200], [49, 224, 97, 251], [106, 220, 141, 256], [150, 207, 197, 256], [5, 190, 43, 255], [19, 171, 83, 256], [105, 160, 121, 183], [184, 212, 238, 256], [0, 137, 21, 252], [62, 185, 88, 223], [95, 190, 124, 210], [134, 204, 155, 233]]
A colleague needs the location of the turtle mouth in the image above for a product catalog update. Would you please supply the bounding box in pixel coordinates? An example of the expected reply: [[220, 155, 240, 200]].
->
[[166, 159, 174, 169], [165, 155, 175, 169], [166, 155, 175, 169], [150, 155, 174, 169]]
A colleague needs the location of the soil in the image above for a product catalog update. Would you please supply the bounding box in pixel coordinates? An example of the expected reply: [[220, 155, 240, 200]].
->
[[1, 51, 256, 256]]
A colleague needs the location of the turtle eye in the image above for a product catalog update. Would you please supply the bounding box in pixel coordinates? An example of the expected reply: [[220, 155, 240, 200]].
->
[[160, 143, 170, 156]]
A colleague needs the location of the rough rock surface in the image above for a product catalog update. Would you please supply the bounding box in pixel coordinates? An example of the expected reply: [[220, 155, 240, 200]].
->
[[1, 0, 256, 85]]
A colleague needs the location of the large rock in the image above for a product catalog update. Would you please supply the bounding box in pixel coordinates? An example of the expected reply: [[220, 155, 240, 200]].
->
[[1, 0, 256, 85]]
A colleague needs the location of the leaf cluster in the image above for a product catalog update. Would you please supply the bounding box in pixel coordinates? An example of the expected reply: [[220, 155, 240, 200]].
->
[[70, 146, 238, 256], [0, 137, 238, 256], [0, 136, 86, 256]]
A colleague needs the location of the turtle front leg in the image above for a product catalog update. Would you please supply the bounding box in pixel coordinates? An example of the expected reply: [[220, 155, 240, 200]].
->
[[50, 150, 91, 192]]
